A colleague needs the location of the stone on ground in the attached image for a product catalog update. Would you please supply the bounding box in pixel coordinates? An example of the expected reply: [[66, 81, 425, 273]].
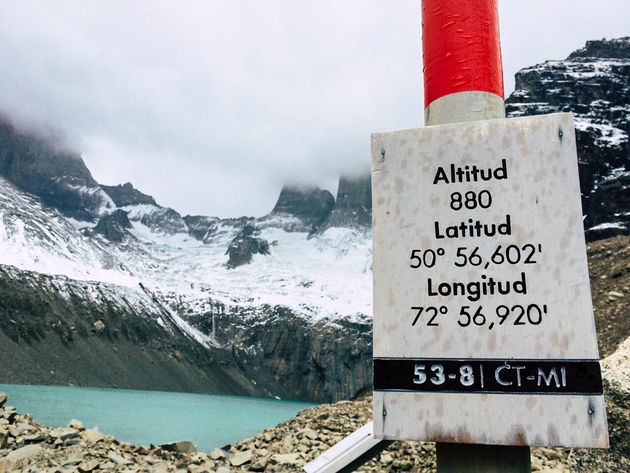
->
[[68, 418, 85, 431], [229, 449, 253, 466], [160, 439, 198, 455], [5, 444, 44, 462]]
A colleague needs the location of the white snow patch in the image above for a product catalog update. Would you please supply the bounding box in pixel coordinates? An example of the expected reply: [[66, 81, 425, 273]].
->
[[62, 183, 116, 216], [121, 223, 373, 321], [122, 204, 162, 220], [0, 178, 137, 286], [588, 222, 626, 231], [573, 118, 627, 147]]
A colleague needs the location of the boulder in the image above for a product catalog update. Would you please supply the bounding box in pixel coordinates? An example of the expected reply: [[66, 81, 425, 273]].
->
[[91, 320, 106, 333], [0, 392, 6, 408], [249, 456, 270, 471], [210, 447, 227, 460], [380, 453, 394, 465], [1, 408, 16, 423], [226, 225, 270, 268], [5, 444, 43, 462], [62, 454, 84, 467], [78, 459, 100, 473], [300, 427, 319, 440], [160, 440, 197, 455], [107, 451, 133, 465], [229, 449, 253, 466], [8, 425, 22, 437], [68, 418, 85, 431], [82, 428, 105, 444], [148, 464, 170, 473], [24, 433, 45, 443], [49, 427, 80, 442], [608, 291, 624, 301], [271, 452, 303, 466]]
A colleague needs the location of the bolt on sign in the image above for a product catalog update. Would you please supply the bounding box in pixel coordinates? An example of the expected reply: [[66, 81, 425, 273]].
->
[[371, 113, 609, 447]]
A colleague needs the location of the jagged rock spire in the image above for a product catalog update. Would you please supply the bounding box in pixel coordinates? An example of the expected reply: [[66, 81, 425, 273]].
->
[[267, 184, 334, 233], [314, 173, 371, 235]]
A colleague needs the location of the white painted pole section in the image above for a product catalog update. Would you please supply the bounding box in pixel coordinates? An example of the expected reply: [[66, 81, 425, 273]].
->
[[303, 422, 386, 473], [425, 90, 505, 125]]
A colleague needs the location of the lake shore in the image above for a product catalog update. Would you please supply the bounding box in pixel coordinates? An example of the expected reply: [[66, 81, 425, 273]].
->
[[1, 340, 629, 473], [1, 310, 629, 472]]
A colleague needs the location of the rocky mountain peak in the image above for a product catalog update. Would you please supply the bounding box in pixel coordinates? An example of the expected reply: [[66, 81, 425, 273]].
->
[[314, 173, 371, 235], [266, 185, 334, 233], [0, 115, 114, 221], [100, 182, 158, 207], [567, 37, 630, 60]]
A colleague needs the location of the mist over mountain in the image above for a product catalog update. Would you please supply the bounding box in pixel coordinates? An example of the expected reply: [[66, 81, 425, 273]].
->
[[0, 117, 114, 221]]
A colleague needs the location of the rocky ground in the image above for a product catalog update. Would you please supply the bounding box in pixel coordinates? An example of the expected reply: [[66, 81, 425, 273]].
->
[[587, 236, 630, 358], [1, 236, 629, 473]]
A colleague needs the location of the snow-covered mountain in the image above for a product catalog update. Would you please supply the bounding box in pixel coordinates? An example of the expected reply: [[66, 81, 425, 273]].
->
[[0, 119, 373, 401], [0, 37, 628, 402], [0, 117, 374, 322]]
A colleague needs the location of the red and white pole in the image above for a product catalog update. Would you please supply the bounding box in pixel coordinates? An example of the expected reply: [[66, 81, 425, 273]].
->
[[421, 1, 530, 471], [422, 0, 505, 126]]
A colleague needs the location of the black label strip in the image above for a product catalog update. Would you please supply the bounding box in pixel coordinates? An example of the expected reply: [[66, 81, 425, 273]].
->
[[373, 358, 603, 395]]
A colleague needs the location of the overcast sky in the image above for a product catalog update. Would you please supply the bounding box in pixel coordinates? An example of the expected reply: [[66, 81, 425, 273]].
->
[[1, 1, 628, 217]]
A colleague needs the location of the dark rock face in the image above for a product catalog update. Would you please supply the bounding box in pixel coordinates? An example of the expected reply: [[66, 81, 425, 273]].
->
[[101, 182, 157, 207], [139, 206, 188, 234], [315, 174, 371, 234], [266, 185, 335, 232], [568, 37, 630, 60], [226, 225, 270, 268], [204, 306, 372, 402], [0, 264, 283, 397], [92, 209, 133, 242], [506, 37, 630, 241], [0, 117, 113, 221], [183, 215, 220, 241]]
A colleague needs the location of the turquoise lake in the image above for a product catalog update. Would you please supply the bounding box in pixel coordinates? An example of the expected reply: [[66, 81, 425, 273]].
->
[[0, 384, 316, 452]]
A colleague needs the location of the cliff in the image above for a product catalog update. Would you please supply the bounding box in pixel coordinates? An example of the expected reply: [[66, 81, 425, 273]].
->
[[506, 37, 630, 240]]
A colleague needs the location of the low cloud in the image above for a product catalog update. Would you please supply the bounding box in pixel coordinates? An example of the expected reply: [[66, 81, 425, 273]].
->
[[0, 0, 628, 216]]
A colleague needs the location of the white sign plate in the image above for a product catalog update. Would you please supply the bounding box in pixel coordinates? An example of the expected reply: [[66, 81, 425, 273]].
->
[[371, 113, 608, 447]]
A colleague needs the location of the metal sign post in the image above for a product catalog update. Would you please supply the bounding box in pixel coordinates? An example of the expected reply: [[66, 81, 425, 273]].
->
[[306, 2, 608, 472], [371, 0, 608, 472], [422, 2, 524, 470]]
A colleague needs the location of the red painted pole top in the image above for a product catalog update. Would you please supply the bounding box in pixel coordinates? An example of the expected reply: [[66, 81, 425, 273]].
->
[[422, 0, 504, 108]]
